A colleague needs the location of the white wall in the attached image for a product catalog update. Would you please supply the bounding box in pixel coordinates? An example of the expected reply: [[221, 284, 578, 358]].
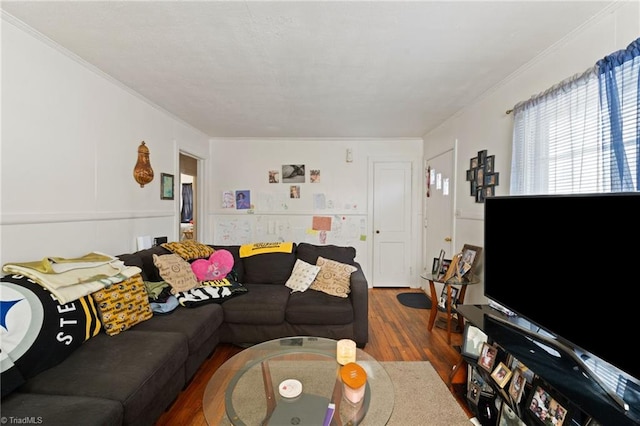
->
[[422, 1, 640, 304], [0, 15, 210, 266], [207, 138, 424, 283]]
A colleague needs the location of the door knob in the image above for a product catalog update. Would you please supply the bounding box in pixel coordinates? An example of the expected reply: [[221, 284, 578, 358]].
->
[[444, 237, 451, 242], [376, 230, 380, 234]]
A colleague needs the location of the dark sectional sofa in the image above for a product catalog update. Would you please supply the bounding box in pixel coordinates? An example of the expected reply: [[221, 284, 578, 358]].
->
[[1, 242, 368, 426]]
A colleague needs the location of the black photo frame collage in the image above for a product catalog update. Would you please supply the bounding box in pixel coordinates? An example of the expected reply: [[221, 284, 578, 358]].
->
[[466, 149, 499, 203]]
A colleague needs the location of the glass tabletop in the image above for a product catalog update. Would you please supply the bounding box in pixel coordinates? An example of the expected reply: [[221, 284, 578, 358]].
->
[[202, 336, 394, 426]]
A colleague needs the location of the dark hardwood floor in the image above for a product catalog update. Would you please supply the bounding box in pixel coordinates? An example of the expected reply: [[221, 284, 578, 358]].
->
[[155, 287, 473, 425]]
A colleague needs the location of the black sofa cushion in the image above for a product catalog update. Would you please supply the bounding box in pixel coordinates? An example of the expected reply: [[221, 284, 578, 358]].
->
[[117, 246, 171, 282], [296, 243, 356, 265], [221, 283, 290, 324], [241, 246, 297, 284], [1, 392, 124, 426], [286, 290, 354, 325], [18, 330, 188, 426], [132, 303, 223, 355]]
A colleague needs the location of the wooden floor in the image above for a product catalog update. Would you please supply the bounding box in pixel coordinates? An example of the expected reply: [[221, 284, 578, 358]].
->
[[154, 287, 473, 425]]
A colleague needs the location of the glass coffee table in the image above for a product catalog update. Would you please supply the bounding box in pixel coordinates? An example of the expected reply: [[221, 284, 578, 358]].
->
[[202, 337, 394, 426]]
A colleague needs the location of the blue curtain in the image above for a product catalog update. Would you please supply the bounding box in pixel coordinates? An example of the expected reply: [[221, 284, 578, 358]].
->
[[181, 183, 193, 223], [597, 38, 640, 191]]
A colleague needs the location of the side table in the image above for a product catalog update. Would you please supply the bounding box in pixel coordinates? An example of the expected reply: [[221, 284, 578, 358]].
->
[[421, 273, 479, 344]]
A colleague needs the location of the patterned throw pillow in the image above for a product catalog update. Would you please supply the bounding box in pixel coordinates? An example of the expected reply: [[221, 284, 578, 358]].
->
[[91, 274, 153, 336], [175, 277, 248, 307], [285, 259, 321, 293], [153, 253, 199, 294], [161, 240, 215, 261], [309, 257, 357, 298]]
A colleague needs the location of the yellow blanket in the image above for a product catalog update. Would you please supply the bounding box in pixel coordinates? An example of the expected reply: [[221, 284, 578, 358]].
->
[[239, 242, 294, 258]]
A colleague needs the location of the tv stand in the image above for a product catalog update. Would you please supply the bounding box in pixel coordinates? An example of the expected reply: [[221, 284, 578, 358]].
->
[[456, 304, 640, 426]]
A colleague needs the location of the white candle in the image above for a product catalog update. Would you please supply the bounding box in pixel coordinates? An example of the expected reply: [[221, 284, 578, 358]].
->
[[336, 339, 356, 365]]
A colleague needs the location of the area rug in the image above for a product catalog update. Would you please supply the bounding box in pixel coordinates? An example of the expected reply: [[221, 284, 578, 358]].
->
[[396, 292, 432, 309], [365, 361, 470, 426], [221, 361, 470, 425]]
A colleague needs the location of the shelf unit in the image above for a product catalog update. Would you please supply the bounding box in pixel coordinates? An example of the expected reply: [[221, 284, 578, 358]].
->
[[456, 304, 640, 426]]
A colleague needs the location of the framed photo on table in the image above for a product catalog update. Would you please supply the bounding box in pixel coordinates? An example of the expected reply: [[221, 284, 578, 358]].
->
[[437, 285, 459, 310], [468, 365, 495, 397], [458, 244, 482, 271], [499, 401, 527, 426], [461, 323, 488, 360], [491, 362, 512, 388], [432, 249, 446, 275], [526, 380, 570, 426], [508, 367, 527, 403], [438, 258, 452, 278], [478, 342, 498, 372], [467, 382, 482, 405]]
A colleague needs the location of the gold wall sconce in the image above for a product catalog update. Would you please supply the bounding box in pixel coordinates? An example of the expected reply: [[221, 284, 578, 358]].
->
[[133, 141, 154, 187]]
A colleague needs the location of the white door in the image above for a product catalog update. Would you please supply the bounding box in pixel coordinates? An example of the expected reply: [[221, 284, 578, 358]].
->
[[424, 149, 455, 275], [372, 161, 412, 287]]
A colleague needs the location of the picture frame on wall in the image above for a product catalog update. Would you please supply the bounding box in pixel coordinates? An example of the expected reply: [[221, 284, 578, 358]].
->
[[466, 168, 476, 181], [477, 149, 488, 165], [160, 173, 174, 200], [486, 155, 495, 173]]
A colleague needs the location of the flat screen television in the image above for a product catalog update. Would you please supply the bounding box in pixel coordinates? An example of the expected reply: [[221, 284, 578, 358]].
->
[[483, 192, 640, 384]]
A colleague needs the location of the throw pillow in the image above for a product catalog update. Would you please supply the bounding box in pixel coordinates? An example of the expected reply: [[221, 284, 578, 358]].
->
[[161, 240, 215, 261], [153, 253, 199, 294], [91, 274, 153, 336], [309, 256, 357, 298], [285, 259, 321, 293], [191, 249, 234, 281], [175, 277, 248, 307], [1, 274, 102, 397]]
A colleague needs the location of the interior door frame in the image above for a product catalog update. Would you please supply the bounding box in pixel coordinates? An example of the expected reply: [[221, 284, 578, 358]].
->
[[367, 155, 422, 288], [178, 148, 205, 242]]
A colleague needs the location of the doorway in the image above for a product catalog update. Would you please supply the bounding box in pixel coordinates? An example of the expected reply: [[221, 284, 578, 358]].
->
[[424, 148, 456, 276], [179, 153, 198, 240], [370, 160, 412, 287]]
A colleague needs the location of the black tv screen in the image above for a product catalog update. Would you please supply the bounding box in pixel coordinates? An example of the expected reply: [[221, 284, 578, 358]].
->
[[483, 192, 640, 381]]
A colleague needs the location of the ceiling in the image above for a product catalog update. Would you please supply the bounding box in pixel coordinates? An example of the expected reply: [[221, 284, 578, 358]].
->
[[1, 1, 617, 138]]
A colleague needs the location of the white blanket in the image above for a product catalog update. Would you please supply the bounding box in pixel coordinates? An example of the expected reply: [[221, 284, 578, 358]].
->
[[2, 253, 141, 304]]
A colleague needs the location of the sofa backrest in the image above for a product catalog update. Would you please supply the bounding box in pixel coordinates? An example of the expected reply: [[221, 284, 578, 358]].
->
[[240, 243, 297, 285], [296, 242, 356, 266], [117, 245, 172, 282], [117, 242, 358, 286]]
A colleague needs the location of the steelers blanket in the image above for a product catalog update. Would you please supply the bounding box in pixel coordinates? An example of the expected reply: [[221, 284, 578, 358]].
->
[[239, 242, 294, 258], [0, 274, 101, 397]]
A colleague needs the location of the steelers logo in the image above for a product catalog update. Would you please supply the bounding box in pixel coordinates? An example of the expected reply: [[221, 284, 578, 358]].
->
[[0, 280, 44, 374]]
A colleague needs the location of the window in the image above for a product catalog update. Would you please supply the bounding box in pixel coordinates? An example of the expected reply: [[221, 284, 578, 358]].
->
[[510, 38, 640, 195]]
